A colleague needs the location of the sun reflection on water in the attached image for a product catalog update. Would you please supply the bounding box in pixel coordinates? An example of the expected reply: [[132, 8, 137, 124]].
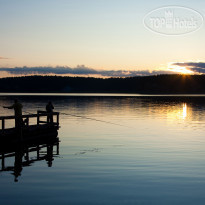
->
[[182, 103, 187, 119], [165, 103, 189, 123]]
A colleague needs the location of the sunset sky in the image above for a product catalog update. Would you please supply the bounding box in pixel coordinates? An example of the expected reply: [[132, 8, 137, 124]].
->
[[0, 0, 204, 77]]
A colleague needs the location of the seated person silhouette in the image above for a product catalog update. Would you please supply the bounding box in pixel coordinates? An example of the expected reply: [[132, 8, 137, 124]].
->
[[46, 101, 54, 124]]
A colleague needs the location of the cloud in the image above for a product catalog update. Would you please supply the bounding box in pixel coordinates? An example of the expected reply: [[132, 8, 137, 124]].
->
[[171, 62, 205, 74], [0, 65, 178, 78], [0, 56, 9, 60], [1, 62, 204, 77]]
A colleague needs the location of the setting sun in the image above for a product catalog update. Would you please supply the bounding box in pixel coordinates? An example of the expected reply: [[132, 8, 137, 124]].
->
[[168, 64, 194, 74]]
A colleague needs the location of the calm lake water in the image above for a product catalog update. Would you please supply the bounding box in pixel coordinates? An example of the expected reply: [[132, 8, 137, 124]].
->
[[1, 94, 205, 204]]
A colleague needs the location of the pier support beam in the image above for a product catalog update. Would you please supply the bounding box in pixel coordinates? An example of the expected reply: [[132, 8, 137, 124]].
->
[[1, 153, 5, 170]]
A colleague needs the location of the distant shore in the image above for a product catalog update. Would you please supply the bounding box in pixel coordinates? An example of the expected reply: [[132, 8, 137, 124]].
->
[[1, 75, 205, 94]]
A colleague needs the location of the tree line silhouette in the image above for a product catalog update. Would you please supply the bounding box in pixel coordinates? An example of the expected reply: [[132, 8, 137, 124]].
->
[[0, 74, 205, 94]]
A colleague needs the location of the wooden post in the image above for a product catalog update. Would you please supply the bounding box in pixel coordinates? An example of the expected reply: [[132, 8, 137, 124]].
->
[[1, 153, 5, 169], [25, 149, 29, 161], [57, 113, 59, 125], [37, 111, 40, 126], [57, 143, 59, 155], [26, 117, 29, 126], [2, 119, 5, 131], [47, 113, 49, 124], [37, 145, 40, 159]]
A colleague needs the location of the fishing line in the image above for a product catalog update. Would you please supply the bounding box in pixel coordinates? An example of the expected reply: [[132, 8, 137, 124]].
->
[[23, 111, 33, 115], [60, 112, 131, 128]]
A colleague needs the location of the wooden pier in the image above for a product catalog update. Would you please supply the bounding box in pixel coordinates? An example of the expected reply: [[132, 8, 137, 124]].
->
[[0, 111, 60, 181], [0, 111, 60, 147]]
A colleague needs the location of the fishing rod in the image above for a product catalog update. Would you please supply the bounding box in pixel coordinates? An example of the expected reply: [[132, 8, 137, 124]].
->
[[23, 110, 131, 128]]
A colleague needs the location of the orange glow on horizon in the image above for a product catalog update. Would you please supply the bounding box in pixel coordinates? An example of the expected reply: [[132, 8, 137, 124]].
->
[[168, 64, 194, 75]]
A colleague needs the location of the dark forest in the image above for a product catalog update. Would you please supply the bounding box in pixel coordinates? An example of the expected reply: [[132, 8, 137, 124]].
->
[[0, 74, 205, 94]]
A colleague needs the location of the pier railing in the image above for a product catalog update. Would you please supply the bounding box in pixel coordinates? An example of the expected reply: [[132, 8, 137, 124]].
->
[[0, 111, 60, 131]]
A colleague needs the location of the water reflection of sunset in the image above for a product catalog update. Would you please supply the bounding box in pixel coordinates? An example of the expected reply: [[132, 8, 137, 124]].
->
[[166, 103, 188, 122]]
